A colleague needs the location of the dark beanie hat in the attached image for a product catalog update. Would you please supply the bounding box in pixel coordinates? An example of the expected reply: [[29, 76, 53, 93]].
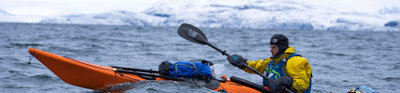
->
[[270, 34, 289, 57], [270, 34, 289, 47]]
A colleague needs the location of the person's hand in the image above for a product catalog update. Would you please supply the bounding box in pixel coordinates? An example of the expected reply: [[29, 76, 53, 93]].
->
[[268, 76, 293, 92], [227, 54, 247, 69]]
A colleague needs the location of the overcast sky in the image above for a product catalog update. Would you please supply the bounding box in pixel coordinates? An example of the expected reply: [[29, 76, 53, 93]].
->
[[0, 0, 399, 17]]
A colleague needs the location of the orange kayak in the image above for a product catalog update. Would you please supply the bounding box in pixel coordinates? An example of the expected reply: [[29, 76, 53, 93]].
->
[[28, 48, 267, 93]]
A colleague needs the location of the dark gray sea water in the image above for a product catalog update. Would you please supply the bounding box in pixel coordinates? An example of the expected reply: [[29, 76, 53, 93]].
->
[[0, 22, 399, 93]]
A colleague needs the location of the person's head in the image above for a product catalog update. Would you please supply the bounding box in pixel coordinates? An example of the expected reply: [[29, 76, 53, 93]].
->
[[269, 34, 289, 57]]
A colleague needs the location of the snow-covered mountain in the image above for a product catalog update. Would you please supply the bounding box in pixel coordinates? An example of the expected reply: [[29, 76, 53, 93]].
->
[[0, 9, 12, 16], [0, 9, 44, 23], [7, 0, 400, 31], [41, 11, 149, 26], [0, 9, 17, 22]]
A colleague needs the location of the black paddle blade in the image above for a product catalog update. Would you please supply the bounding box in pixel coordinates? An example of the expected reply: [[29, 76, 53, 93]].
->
[[178, 23, 208, 45]]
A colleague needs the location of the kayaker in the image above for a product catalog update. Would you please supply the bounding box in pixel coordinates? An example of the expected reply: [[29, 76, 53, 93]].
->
[[227, 34, 312, 93]]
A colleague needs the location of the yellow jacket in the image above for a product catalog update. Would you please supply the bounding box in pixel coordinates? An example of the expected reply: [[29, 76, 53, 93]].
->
[[243, 46, 312, 92]]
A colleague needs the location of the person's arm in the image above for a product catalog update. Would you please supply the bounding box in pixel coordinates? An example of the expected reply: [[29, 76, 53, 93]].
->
[[227, 54, 270, 74], [285, 57, 312, 92], [243, 59, 270, 74]]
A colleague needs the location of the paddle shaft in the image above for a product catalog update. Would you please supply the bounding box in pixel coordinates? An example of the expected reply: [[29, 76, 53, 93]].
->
[[206, 43, 229, 56], [111, 66, 159, 73], [115, 70, 184, 81], [205, 42, 270, 79]]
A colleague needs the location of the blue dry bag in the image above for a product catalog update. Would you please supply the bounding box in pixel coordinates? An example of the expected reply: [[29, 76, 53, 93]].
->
[[159, 61, 212, 79]]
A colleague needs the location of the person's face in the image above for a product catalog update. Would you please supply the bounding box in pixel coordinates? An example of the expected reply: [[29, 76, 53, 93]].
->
[[270, 45, 279, 56]]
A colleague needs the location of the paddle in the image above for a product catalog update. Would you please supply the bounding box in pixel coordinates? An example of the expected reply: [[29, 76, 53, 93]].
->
[[177, 23, 228, 56], [178, 23, 293, 93]]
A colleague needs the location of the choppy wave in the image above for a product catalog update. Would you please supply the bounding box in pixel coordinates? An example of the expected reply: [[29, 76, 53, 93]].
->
[[0, 23, 399, 92]]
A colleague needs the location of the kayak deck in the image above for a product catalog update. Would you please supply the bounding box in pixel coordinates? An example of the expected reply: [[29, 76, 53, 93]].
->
[[28, 48, 262, 93]]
